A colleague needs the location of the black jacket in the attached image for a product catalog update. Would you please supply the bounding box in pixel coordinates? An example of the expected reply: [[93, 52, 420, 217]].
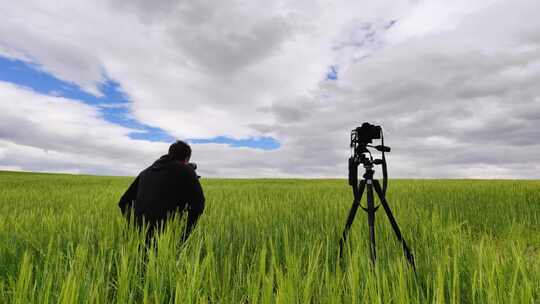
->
[[118, 155, 205, 238]]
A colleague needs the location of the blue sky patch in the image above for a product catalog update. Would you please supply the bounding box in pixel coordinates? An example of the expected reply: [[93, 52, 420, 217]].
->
[[326, 65, 338, 80], [190, 136, 280, 150], [0, 55, 280, 150]]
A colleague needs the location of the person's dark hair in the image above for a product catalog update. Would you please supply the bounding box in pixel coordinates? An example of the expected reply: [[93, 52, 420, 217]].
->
[[168, 140, 192, 161]]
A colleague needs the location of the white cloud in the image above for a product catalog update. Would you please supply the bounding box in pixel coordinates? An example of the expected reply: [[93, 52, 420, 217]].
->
[[0, 82, 160, 175], [0, 0, 539, 178]]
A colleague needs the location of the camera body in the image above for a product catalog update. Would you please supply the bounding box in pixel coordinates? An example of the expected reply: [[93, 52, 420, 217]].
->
[[350, 122, 389, 170], [351, 122, 382, 157], [352, 122, 382, 145], [349, 122, 389, 186]]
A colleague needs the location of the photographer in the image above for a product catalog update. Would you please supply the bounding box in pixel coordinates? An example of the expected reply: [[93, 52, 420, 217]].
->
[[118, 140, 205, 244]]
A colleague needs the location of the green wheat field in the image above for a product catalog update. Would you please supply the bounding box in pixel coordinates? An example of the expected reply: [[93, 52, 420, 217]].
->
[[0, 171, 539, 303]]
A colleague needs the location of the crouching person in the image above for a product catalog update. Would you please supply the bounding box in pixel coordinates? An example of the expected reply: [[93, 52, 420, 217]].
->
[[118, 140, 205, 245]]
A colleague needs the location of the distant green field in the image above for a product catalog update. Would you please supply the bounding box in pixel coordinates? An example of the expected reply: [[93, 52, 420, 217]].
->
[[0, 171, 539, 303]]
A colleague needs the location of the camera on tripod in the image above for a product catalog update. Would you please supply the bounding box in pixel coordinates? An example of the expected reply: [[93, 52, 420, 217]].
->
[[341, 122, 416, 270]]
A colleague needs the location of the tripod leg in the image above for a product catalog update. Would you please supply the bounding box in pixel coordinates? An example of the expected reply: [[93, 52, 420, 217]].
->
[[366, 181, 377, 265], [373, 180, 416, 270], [339, 180, 366, 256]]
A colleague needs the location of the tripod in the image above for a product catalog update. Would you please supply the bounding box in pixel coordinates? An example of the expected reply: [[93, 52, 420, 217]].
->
[[339, 157, 416, 270]]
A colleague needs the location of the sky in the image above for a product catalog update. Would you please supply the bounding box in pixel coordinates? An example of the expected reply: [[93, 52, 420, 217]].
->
[[0, 0, 539, 178]]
